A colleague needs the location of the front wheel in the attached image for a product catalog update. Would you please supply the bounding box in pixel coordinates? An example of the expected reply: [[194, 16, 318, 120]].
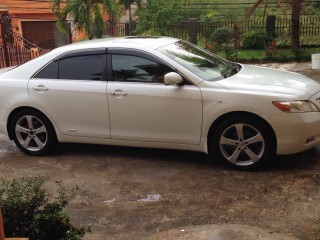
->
[[10, 110, 57, 156], [210, 116, 276, 170]]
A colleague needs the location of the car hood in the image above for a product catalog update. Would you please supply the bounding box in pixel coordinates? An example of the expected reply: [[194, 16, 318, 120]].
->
[[217, 64, 320, 99]]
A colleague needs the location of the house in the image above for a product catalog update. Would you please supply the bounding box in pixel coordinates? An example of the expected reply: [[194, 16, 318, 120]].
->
[[0, 0, 117, 68], [0, 0, 71, 49]]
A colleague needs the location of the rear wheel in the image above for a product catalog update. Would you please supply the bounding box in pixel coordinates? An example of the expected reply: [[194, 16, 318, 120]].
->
[[10, 110, 57, 156], [210, 116, 276, 170]]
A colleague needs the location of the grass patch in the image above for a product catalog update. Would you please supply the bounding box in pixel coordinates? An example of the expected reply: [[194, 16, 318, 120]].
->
[[216, 47, 320, 62]]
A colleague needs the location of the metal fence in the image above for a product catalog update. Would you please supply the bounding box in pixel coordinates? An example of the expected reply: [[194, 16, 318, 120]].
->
[[299, 16, 320, 36], [105, 22, 127, 36], [164, 16, 320, 45], [166, 21, 188, 40], [0, 44, 34, 69]]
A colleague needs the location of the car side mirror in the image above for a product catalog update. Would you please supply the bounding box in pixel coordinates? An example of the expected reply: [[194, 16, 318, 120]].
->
[[164, 72, 183, 86]]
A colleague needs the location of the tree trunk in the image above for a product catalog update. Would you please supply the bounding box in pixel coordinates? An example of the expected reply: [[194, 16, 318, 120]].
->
[[291, 0, 302, 50], [246, 0, 264, 18], [0, 208, 5, 240], [129, 4, 132, 35]]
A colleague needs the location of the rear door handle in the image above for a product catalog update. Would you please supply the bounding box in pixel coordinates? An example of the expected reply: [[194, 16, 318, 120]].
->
[[33, 85, 49, 92]]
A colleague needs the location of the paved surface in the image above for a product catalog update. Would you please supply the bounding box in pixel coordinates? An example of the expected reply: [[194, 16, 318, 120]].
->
[[257, 62, 320, 83], [148, 224, 298, 240], [0, 62, 320, 240]]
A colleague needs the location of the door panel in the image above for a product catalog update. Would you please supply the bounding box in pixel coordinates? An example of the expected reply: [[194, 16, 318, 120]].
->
[[28, 79, 110, 138], [107, 82, 202, 144], [28, 51, 110, 138]]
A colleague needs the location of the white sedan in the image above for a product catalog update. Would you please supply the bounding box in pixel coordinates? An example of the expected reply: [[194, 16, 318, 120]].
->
[[0, 37, 320, 170]]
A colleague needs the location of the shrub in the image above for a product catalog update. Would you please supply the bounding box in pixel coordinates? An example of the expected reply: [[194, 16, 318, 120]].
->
[[135, 0, 182, 35], [206, 42, 222, 53], [0, 177, 90, 240], [242, 31, 274, 49], [293, 48, 308, 62], [265, 40, 278, 60], [222, 45, 237, 61], [211, 27, 232, 45]]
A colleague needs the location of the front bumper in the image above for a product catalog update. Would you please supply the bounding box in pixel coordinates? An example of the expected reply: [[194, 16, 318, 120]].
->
[[266, 112, 320, 154]]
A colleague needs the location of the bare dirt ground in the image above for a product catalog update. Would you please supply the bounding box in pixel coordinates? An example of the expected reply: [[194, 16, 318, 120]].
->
[[0, 62, 320, 240]]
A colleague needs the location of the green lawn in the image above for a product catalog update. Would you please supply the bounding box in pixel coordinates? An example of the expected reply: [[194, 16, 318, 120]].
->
[[216, 47, 320, 62]]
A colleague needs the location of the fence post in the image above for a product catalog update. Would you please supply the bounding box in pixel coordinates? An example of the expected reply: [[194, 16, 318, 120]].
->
[[188, 18, 197, 45], [266, 15, 276, 37], [131, 21, 136, 35], [125, 22, 130, 36]]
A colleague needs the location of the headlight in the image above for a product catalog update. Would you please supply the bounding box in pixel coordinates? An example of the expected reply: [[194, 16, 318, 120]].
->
[[273, 101, 319, 113]]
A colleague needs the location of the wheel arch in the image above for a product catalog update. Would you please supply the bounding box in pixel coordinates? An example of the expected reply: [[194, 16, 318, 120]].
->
[[7, 106, 56, 140], [207, 111, 277, 150]]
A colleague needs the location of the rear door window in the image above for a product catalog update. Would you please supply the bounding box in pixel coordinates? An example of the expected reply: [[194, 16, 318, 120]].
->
[[33, 51, 106, 81]]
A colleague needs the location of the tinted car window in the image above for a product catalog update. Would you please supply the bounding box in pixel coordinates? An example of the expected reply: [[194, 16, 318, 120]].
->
[[59, 54, 104, 81], [34, 61, 58, 79], [112, 55, 172, 83]]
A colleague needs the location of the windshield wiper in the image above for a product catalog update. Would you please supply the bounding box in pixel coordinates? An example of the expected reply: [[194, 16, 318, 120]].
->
[[220, 62, 240, 78], [231, 62, 241, 72]]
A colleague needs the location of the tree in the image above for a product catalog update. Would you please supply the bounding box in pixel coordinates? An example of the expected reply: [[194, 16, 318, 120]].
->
[[135, 0, 182, 35], [246, 0, 303, 49], [291, 0, 302, 50], [118, 0, 141, 35], [50, 0, 120, 40]]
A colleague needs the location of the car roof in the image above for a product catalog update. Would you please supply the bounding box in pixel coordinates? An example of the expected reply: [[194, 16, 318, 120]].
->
[[52, 36, 179, 54], [0, 36, 181, 80]]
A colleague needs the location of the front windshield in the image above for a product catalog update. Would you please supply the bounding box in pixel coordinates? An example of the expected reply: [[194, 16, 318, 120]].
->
[[157, 40, 239, 81]]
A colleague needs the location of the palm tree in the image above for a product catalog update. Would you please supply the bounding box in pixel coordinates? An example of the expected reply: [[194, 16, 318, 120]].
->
[[50, 0, 121, 40], [246, 0, 303, 49]]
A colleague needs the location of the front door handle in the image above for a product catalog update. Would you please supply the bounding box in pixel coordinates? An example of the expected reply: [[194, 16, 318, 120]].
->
[[33, 85, 49, 92], [111, 90, 128, 97]]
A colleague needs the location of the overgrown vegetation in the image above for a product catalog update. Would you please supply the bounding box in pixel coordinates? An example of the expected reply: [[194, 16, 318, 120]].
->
[[215, 47, 319, 62], [134, 0, 182, 35], [242, 31, 274, 49], [211, 27, 232, 45], [50, 0, 120, 39], [0, 177, 90, 240]]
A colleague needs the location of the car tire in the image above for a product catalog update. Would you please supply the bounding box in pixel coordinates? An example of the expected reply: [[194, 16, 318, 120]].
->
[[209, 116, 276, 170], [10, 109, 57, 156]]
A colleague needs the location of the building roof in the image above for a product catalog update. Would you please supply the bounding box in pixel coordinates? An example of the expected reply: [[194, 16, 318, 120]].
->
[[0, 0, 54, 14]]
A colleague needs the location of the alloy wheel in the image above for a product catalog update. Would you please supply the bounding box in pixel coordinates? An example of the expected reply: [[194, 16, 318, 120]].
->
[[15, 115, 48, 152], [219, 123, 265, 166]]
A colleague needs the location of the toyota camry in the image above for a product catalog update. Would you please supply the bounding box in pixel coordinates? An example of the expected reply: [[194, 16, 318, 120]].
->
[[0, 36, 320, 170]]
